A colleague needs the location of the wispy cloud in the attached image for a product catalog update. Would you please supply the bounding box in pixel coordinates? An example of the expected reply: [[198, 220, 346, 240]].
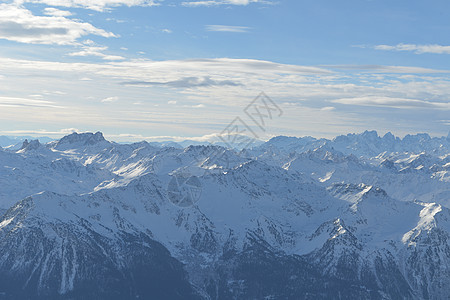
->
[[323, 64, 449, 74], [0, 56, 449, 138], [183, 0, 271, 7], [0, 96, 63, 108], [0, 3, 116, 45], [332, 96, 450, 110], [19, 0, 160, 12], [43, 7, 72, 17], [320, 106, 336, 111], [0, 128, 79, 137], [206, 25, 251, 33], [101, 131, 260, 143], [373, 43, 450, 55], [121, 76, 241, 88], [101, 96, 119, 103], [0, 57, 332, 79], [68, 42, 125, 60]]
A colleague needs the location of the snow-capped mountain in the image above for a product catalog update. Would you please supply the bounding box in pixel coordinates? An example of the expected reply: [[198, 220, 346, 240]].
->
[[0, 131, 449, 299], [0, 135, 54, 149]]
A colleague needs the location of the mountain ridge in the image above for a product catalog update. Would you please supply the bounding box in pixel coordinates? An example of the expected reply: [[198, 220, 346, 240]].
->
[[0, 130, 449, 299]]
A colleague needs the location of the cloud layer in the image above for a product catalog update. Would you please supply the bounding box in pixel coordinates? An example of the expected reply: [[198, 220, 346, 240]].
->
[[0, 3, 115, 45], [0, 54, 448, 139], [182, 0, 267, 7], [18, 0, 160, 11], [0, 96, 63, 108], [333, 96, 450, 110], [206, 25, 251, 33], [0, 1, 448, 140], [374, 44, 450, 55]]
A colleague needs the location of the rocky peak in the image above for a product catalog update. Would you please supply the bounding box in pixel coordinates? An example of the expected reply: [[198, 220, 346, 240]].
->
[[57, 131, 106, 146], [18, 139, 41, 151]]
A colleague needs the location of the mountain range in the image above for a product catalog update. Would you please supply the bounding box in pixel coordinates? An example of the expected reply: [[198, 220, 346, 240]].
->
[[0, 130, 449, 299]]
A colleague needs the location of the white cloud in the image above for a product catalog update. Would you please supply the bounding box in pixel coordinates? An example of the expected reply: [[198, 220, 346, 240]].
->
[[0, 57, 332, 82], [0, 55, 449, 138], [0, 128, 80, 136], [0, 96, 63, 108], [185, 104, 205, 108], [43, 7, 73, 17], [19, 0, 160, 11], [320, 106, 336, 111], [68, 44, 125, 60], [104, 131, 259, 143], [101, 96, 119, 103], [324, 64, 449, 74], [83, 39, 95, 46], [0, 3, 116, 45], [374, 43, 450, 55], [106, 18, 127, 23], [101, 54, 126, 61], [162, 28, 172, 33], [182, 0, 270, 7], [332, 96, 450, 110], [206, 25, 250, 33]]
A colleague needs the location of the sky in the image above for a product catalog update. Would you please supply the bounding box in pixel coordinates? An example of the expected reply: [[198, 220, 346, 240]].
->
[[0, 0, 449, 142]]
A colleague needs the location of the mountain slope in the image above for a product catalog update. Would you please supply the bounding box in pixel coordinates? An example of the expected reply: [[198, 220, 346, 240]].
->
[[0, 131, 449, 299]]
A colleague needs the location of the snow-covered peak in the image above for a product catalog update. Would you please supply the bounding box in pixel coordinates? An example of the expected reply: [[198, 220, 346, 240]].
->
[[252, 131, 448, 160], [0, 130, 450, 299], [328, 183, 390, 206], [258, 135, 323, 154], [52, 131, 108, 150], [18, 139, 41, 152]]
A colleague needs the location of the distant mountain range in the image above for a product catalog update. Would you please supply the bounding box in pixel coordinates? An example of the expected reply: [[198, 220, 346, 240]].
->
[[0, 131, 449, 299], [0, 135, 54, 149]]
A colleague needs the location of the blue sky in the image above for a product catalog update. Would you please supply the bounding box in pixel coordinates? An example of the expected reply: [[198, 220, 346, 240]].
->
[[0, 0, 449, 142]]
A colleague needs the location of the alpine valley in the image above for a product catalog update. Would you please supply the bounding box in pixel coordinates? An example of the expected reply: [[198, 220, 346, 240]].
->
[[0, 130, 449, 299]]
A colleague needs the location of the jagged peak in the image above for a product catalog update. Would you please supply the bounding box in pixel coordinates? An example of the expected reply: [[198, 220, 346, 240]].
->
[[329, 183, 388, 199], [183, 144, 224, 153], [264, 135, 318, 148], [361, 130, 379, 139], [380, 158, 396, 170], [301, 144, 347, 162], [20, 139, 29, 149], [17, 139, 41, 152], [267, 135, 292, 142], [56, 131, 106, 147], [328, 182, 367, 194], [334, 130, 379, 140], [229, 159, 275, 177], [360, 185, 388, 198], [267, 135, 305, 143], [235, 159, 269, 170], [403, 132, 431, 142], [382, 131, 396, 141]]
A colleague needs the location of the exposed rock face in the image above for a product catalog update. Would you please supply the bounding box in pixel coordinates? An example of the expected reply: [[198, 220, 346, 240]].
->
[[0, 131, 449, 299]]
